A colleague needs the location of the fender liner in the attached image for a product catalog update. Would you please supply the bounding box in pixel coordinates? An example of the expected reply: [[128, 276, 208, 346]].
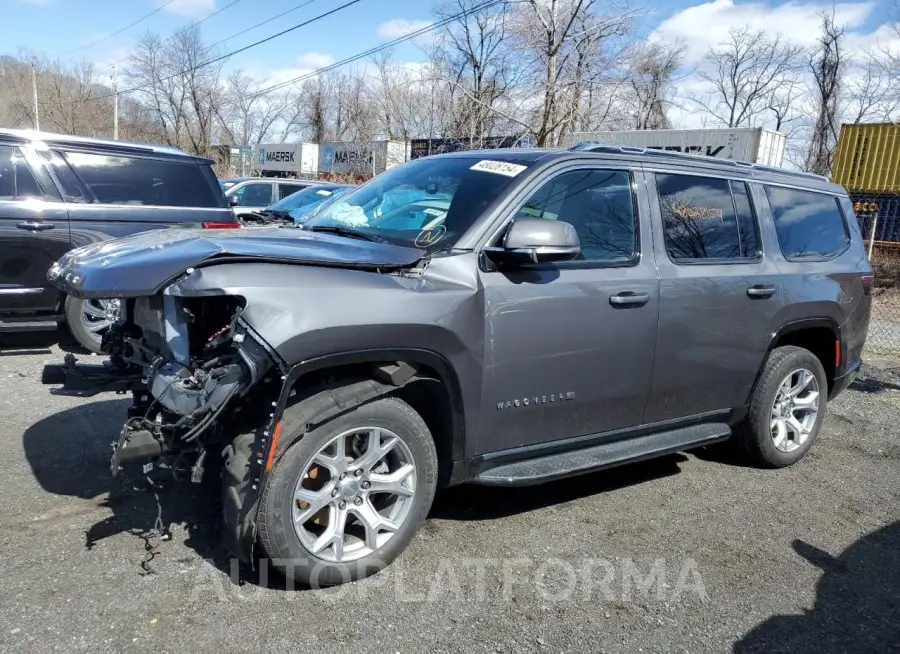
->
[[222, 347, 466, 562], [745, 317, 842, 406]]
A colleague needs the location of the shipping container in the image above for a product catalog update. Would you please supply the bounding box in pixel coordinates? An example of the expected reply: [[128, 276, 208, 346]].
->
[[563, 128, 787, 166], [832, 123, 900, 194], [253, 143, 319, 176], [410, 135, 533, 159], [850, 193, 900, 244], [318, 140, 408, 177]]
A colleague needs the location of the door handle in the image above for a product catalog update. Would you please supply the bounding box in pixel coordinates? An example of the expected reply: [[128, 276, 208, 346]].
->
[[17, 221, 55, 232], [609, 292, 650, 307], [747, 285, 776, 298]]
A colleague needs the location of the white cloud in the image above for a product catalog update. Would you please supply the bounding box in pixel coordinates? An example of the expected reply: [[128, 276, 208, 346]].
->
[[161, 0, 216, 20], [295, 52, 335, 69], [652, 0, 877, 64], [377, 18, 432, 39]]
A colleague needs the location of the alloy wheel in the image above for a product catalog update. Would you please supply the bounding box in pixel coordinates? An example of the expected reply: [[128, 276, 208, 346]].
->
[[291, 427, 417, 563], [81, 298, 120, 335], [770, 368, 820, 453]]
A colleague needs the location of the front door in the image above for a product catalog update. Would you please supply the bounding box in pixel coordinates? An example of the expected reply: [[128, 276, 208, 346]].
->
[[0, 144, 70, 316], [643, 171, 784, 423], [476, 166, 659, 455]]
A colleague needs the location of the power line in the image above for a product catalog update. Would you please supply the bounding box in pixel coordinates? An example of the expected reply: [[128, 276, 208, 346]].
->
[[246, 0, 504, 100], [109, 0, 244, 67], [57, 0, 178, 57], [80, 0, 364, 104], [209, 0, 325, 50]]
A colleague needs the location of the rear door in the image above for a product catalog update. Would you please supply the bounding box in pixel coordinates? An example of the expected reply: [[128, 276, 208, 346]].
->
[[643, 171, 784, 423], [0, 144, 70, 315], [477, 165, 660, 454]]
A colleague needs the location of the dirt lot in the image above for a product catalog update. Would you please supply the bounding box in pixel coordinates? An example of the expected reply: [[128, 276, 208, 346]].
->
[[0, 333, 898, 653]]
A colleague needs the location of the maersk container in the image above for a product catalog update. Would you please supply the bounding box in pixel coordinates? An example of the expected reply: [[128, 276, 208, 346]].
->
[[564, 128, 787, 166], [319, 140, 409, 177], [253, 143, 319, 176], [832, 123, 900, 194]]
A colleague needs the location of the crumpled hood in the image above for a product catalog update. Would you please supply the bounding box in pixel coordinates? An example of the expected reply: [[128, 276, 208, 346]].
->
[[49, 226, 425, 299]]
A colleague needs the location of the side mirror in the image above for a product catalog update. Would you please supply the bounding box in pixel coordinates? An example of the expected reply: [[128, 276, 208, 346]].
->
[[228, 195, 240, 207], [484, 219, 580, 267]]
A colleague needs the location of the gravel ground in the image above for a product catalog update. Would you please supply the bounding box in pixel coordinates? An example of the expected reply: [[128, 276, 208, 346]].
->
[[0, 332, 898, 654]]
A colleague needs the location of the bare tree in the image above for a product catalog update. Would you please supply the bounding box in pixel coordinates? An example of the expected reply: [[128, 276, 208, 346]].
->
[[846, 51, 898, 123], [435, 0, 513, 142], [218, 71, 294, 148], [805, 12, 844, 175], [695, 27, 803, 127], [510, 0, 636, 146], [127, 26, 226, 156], [626, 42, 685, 129]]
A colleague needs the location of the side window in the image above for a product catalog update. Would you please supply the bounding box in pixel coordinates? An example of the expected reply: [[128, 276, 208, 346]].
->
[[62, 151, 221, 207], [764, 186, 849, 259], [278, 183, 306, 199], [40, 150, 86, 202], [233, 183, 273, 206], [657, 174, 759, 261], [514, 169, 638, 263], [0, 145, 44, 201]]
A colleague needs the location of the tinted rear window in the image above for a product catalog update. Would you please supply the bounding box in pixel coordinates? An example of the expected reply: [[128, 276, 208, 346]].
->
[[657, 173, 760, 261], [63, 151, 222, 207], [764, 186, 849, 259]]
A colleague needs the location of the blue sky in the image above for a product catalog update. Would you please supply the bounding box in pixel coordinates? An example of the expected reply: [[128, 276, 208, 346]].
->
[[3, 0, 896, 87]]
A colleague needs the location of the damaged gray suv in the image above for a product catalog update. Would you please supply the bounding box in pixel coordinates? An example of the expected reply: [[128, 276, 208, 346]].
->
[[43, 146, 872, 585]]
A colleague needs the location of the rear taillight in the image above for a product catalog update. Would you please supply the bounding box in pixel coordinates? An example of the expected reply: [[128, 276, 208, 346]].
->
[[202, 221, 241, 229], [862, 274, 874, 296]]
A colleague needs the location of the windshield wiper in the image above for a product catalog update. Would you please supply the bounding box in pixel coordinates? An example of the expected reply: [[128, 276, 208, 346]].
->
[[307, 225, 382, 243]]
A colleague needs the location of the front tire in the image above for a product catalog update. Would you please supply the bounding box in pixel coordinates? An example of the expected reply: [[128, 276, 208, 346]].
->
[[735, 345, 828, 468], [257, 396, 437, 586]]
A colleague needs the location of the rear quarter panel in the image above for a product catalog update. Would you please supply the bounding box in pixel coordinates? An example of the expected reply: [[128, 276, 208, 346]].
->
[[756, 188, 872, 369]]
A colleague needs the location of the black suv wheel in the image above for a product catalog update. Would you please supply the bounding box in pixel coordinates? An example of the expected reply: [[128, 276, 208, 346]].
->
[[736, 345, 828, 467], [65, 296, 119, 354]]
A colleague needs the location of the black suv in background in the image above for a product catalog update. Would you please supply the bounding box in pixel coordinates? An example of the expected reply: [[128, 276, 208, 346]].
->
[[0, 128, 235, 352]]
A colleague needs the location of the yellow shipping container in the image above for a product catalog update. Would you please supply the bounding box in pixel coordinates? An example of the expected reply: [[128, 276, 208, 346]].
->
[[831, 123, 900, 193]]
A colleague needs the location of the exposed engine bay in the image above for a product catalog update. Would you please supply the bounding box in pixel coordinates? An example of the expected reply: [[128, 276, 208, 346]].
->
[[44, 293, 277, 483]]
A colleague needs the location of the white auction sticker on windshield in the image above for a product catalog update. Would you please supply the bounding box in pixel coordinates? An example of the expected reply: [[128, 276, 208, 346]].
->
[[470, 160, 527, 177], [423, 207, 446, 217], [316, 190, 333, 196]]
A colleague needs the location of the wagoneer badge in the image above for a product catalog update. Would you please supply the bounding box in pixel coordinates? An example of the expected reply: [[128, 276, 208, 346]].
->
[[497, 392, 575, 410]]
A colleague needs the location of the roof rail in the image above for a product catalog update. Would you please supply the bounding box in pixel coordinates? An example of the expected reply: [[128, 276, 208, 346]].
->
[[569, 142, 829, 182]]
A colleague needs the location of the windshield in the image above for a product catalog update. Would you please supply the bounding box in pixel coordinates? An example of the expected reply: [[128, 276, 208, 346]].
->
[[304, 157, 529, 251], [290, 186, 353, 224], [268, 185, 346, 213]]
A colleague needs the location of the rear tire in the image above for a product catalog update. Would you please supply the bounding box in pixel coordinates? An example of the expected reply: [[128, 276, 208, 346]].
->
[[735, 345, 828, 468], [257, 395, 437, 586]]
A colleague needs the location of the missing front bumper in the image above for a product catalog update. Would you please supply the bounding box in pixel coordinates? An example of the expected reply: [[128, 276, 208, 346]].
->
[[41, 353, 144, 397]]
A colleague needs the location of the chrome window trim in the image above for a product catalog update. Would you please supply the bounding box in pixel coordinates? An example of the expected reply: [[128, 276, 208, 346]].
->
[[0, 287, 44, 295]]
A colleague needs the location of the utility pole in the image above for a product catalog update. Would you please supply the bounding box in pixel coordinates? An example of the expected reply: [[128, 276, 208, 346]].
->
[[31, 59, 40, 131], [112, 65, 119, 140]]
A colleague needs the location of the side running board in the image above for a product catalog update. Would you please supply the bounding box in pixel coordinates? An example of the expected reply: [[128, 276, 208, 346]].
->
[[473, 423, 731, 486]]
